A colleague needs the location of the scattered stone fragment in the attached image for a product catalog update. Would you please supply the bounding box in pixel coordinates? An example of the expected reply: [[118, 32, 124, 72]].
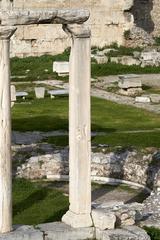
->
[[92, 209, 116, 230], [135, 96, 151, 103], [150, 94, 160, 103]]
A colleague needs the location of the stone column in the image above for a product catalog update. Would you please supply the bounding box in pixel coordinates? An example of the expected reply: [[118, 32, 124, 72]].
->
[[0, 26, 16, 234], [62, 24, 92, 228]]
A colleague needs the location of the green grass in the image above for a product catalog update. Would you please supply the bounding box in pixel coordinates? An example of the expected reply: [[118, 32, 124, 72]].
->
[[11, 50, 160, 81], [13, 178, 69, 225], [12, 97, 160, 148], [13, 179, 148, 225], [91, 62, 160, 78], [45, 135, 69, 146], [144, 226, 160, 240], [11, 49, 70, 82], [92, 132, 160, 148], [12, 97, 69, 132]]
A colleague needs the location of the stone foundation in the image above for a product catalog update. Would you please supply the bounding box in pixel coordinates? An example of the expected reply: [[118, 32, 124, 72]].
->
[[13, 144, 160, 190], [0, 222, 151, 240]]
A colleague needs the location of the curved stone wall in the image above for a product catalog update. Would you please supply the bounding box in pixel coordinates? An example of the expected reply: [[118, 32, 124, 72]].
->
[[13, 144, 160, 190]]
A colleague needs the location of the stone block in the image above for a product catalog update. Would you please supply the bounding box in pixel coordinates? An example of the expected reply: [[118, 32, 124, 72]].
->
[[38, 222, 95, 240], [11, 85, 16, 102], [34, 87, 45, 99], [119, 87, 142, 96], [93, 55, 108, 64], [135, 96, 151, 103], [0, 225, 43, 240], [92, 209, 116, 230], [150, 94, 160, 103], [118, 78, 142, 89], [110, 56, 140, 66], [53, 61, 69, 76]]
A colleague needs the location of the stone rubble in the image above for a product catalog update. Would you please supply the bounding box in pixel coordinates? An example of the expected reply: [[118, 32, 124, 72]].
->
[[12, 144, 160, 192], [0, 223, 151, 240]]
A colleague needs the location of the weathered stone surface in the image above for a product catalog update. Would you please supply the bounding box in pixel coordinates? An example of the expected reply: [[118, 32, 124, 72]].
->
[[93, 202, 143, 228], [107, 226, 150, 240], [13, 143, 159, 189], [34, 87, 45, 99], [118, 78, 142, 89], [8, 0, 134, 57], [53, 61, 69, 76], [119, 88, 142, 97], [38, 222, 95, 240], [93, 55, 108, 64], [92, 209, 116, 230], [0, 225, 43, 240], [150, 94, 160, 103], [135, 96, 151, 103], [11, 85, 16, 102], [0, 9, 90, 26], [110, 56, 140, 66], [141, 50, 160, 67]]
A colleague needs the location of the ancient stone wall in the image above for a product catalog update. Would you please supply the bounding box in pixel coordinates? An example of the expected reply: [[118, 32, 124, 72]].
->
[[130, 0, 160, 36], [1, 0, 160, 57], [7, 0, 134, 57]]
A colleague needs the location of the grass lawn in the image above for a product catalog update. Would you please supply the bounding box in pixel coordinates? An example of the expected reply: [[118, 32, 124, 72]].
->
[[13, 179, 148, 225], [13, 178, 69, 225], [12, 97, 160, 148], [11, 51, 160, 81]]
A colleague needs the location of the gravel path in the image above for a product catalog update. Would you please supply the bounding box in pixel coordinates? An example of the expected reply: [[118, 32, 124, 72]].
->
[[91, 88, 160, 114]]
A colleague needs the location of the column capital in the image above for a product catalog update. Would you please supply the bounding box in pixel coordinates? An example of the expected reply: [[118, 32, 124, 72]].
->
[[63, 24, 91, 38], [0, 26, 17, 40]]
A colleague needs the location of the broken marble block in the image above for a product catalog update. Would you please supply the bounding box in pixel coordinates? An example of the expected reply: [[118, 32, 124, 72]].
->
[[53, 61, 69, 76], [135, 96, 151, 103], [92, 209, 116, 230], [118, 77, 142, 89]]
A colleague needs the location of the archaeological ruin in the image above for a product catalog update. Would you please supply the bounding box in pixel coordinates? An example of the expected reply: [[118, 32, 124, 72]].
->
[[0, 0, 159, 57]]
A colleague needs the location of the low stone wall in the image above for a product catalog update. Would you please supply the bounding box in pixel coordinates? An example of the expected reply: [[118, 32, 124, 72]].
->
[[13, 144, 160, 190]]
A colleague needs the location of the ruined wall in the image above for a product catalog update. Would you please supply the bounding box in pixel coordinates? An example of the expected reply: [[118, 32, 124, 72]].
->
[[151, 0, 160, 37], [131, 0, 160, 36], [8, 0, 134, 57]]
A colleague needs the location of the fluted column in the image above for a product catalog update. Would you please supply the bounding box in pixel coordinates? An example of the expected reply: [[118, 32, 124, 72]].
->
[[62, 24, 92, 228], [0, 26, 16, 234]]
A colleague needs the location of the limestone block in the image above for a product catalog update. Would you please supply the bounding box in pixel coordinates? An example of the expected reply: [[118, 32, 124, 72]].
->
[[0, 225, 43, 240], [118, 78, 142, 89], [53, 61, 69, 76], [150, 94, 160, 103], [96, 228, 110, 240], [111, 56, 140, 66], [34, 87, 45, 99], [92, 209, 116, 230], [11, 85, 16, 102], [93, 55, 108, 64], [38, 222, 95, 240], [119, 87, 142, 96], [135, 96, 151, 103]]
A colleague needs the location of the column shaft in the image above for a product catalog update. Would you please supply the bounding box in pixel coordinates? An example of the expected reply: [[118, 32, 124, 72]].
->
[[0, 26, 16, 234], [62, 25, 92, 228]]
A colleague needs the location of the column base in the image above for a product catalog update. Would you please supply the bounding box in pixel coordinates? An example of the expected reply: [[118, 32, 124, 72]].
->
[[62, 210, 93, 228]]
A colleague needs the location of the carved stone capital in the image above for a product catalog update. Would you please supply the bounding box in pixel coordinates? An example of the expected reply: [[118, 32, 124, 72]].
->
[[63, 24, 91, 38], [0, 26, 17, 40]]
